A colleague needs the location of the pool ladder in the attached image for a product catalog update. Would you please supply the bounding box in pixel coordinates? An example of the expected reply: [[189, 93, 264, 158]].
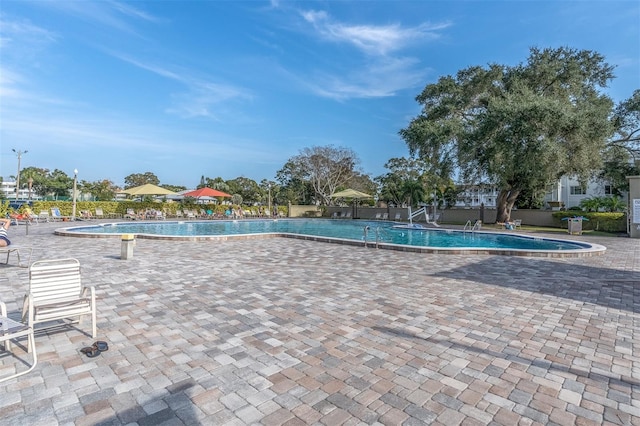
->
[[464, 220, 482, 232], [363, 226, 383, 248]]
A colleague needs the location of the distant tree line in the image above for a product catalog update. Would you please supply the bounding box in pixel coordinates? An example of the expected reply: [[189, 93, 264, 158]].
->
[[3, 47, 638, 219]]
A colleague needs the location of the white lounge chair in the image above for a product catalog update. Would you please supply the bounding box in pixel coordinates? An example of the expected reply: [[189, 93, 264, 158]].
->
[[50, 207, 70, 222], [124, 208, 137, 220], [0, 300, 37, 383], [22, 258, 96, 352], [0, 246, 33, 268], [38, 211, 50, 223]]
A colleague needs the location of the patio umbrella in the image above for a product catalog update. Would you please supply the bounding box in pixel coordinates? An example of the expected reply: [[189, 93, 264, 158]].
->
[[123, 183, 176, 197], [330, 189, 372, 219], [183, 187, 232, 198], [330, 189, 372, 199]]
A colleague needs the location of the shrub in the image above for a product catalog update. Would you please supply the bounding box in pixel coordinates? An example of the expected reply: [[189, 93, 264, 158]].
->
[[552, 211, 626, 232]]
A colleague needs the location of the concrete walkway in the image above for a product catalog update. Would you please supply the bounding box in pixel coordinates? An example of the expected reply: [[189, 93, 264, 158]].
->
[[1, 220, 638, 425]]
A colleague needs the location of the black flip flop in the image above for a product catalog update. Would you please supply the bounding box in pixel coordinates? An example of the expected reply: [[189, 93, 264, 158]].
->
[[80, 346, 100, 358], [94, 341, 109, 352]]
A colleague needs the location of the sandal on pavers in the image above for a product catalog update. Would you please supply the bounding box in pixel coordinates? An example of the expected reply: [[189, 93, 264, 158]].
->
[[93, 341, 109, 352], [80, 346, 100, 358]]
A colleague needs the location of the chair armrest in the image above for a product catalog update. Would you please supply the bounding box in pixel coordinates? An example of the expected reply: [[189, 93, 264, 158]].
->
[[81, 286, 96, 303], [0, 300, 7, 317]]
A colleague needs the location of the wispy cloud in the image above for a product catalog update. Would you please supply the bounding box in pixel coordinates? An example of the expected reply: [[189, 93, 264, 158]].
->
[[34, 0, 161, 35], [0, 16, 59, 48], [110, 51, 253, 120], [301, 9, 450, 56], [0, 16, 59, 100], [308, 57, 429, 100], [291, 9, 447, 100]]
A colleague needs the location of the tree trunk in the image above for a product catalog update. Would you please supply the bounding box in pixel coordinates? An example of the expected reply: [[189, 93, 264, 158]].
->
[[495, 188, 520, 223]]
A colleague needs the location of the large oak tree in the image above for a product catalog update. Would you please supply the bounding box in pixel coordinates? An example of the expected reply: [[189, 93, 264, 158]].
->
[[400, 47, 616, 222]]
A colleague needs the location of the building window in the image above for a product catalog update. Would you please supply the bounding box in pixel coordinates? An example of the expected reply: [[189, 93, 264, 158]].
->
[[570, 186, 585, 195], [604, 185, 612, 195]]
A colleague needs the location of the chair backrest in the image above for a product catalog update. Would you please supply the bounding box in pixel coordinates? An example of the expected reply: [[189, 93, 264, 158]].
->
[[95, 208, 104, 217], [29, 258, 82, 304], [51, 208, 61, 217], [39, 211, 49, 219]]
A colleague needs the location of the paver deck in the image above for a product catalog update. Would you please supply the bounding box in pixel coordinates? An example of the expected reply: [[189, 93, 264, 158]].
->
[[0, 220, 638, 425]]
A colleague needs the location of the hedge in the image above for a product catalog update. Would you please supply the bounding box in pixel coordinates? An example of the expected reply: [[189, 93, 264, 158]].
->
[[4, 200, 288, 219], [551, 211, 627, 233]]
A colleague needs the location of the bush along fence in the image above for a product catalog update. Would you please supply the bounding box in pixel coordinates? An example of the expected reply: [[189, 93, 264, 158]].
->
[[3, 200, 288, 220], [551, 211, 627, 233]]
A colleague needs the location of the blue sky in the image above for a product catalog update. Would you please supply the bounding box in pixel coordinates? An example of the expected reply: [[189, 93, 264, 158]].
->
[[1, 1, 638, 188]]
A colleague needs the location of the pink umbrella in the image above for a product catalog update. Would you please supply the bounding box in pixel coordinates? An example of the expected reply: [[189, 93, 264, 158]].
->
[[183, 187, 232, 198]]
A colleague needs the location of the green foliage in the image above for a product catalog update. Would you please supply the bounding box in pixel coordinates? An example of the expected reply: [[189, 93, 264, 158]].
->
[[602, 196, 627, 212], [161, 184, 188, 193], [610, 89, 640, 155], [400, 47, 617, 223], [124, 172, 160, 189], [598, 147, 639, 195], [227, 177, 261, 204], [578, 196, 604, 212], [79, 179, 118, 201], [579, 195, 626, 212], [552, 211, 626, 232], [0, 200, 10, 217]]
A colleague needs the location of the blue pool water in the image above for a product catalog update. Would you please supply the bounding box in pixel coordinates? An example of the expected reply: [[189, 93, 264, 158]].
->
[[65, 219, 594, 251]]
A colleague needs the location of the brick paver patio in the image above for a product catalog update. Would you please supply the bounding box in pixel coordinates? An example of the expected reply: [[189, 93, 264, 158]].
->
[[1, 220, 638, 425]]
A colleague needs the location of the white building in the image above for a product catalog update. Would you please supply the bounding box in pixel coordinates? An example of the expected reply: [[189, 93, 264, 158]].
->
[[454, 184, 500, 208], [454, 177, 620, 210], [545, 176, 617, 210], [1, 179, 42, 201]]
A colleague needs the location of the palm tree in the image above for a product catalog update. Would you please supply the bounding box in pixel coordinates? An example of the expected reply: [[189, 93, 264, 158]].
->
[[602, 196, 626, 212], [401, 180, 425, 207], [579, 196, 603, 212]]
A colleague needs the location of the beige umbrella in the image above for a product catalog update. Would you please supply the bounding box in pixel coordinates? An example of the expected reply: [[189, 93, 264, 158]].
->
[[330, 189, 372, 199], [123, 183, 176, 197], [330, 189, 372, 219]]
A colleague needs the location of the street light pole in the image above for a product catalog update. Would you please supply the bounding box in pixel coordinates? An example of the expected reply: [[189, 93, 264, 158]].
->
[[12, 149, 27, 200], [268, 184, 271, 218], [72, 169, 78, 221]]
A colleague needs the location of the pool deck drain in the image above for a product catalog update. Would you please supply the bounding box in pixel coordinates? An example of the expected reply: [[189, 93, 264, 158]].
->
[[1, 219, 638, 425]]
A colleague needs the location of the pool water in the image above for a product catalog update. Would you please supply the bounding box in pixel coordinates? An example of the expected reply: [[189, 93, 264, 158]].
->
[[66, 219, 593, 251]]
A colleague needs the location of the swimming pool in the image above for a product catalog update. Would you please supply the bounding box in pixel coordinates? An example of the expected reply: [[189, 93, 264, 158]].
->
[[56, 219, 606, 257]]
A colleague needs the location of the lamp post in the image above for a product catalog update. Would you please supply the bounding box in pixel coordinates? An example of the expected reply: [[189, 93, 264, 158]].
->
[[268, 183, 271, 218], [12, 149, 27, 200], [72, 169, 78, 221], [25, 177, 34, 236]]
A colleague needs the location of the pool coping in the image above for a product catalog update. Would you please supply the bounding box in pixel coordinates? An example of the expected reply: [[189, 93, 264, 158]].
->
[[54, 220, 607, 258]]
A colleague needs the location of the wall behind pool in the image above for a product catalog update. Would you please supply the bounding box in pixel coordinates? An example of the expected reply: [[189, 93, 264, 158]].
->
[[316, 206, 626, 230]]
